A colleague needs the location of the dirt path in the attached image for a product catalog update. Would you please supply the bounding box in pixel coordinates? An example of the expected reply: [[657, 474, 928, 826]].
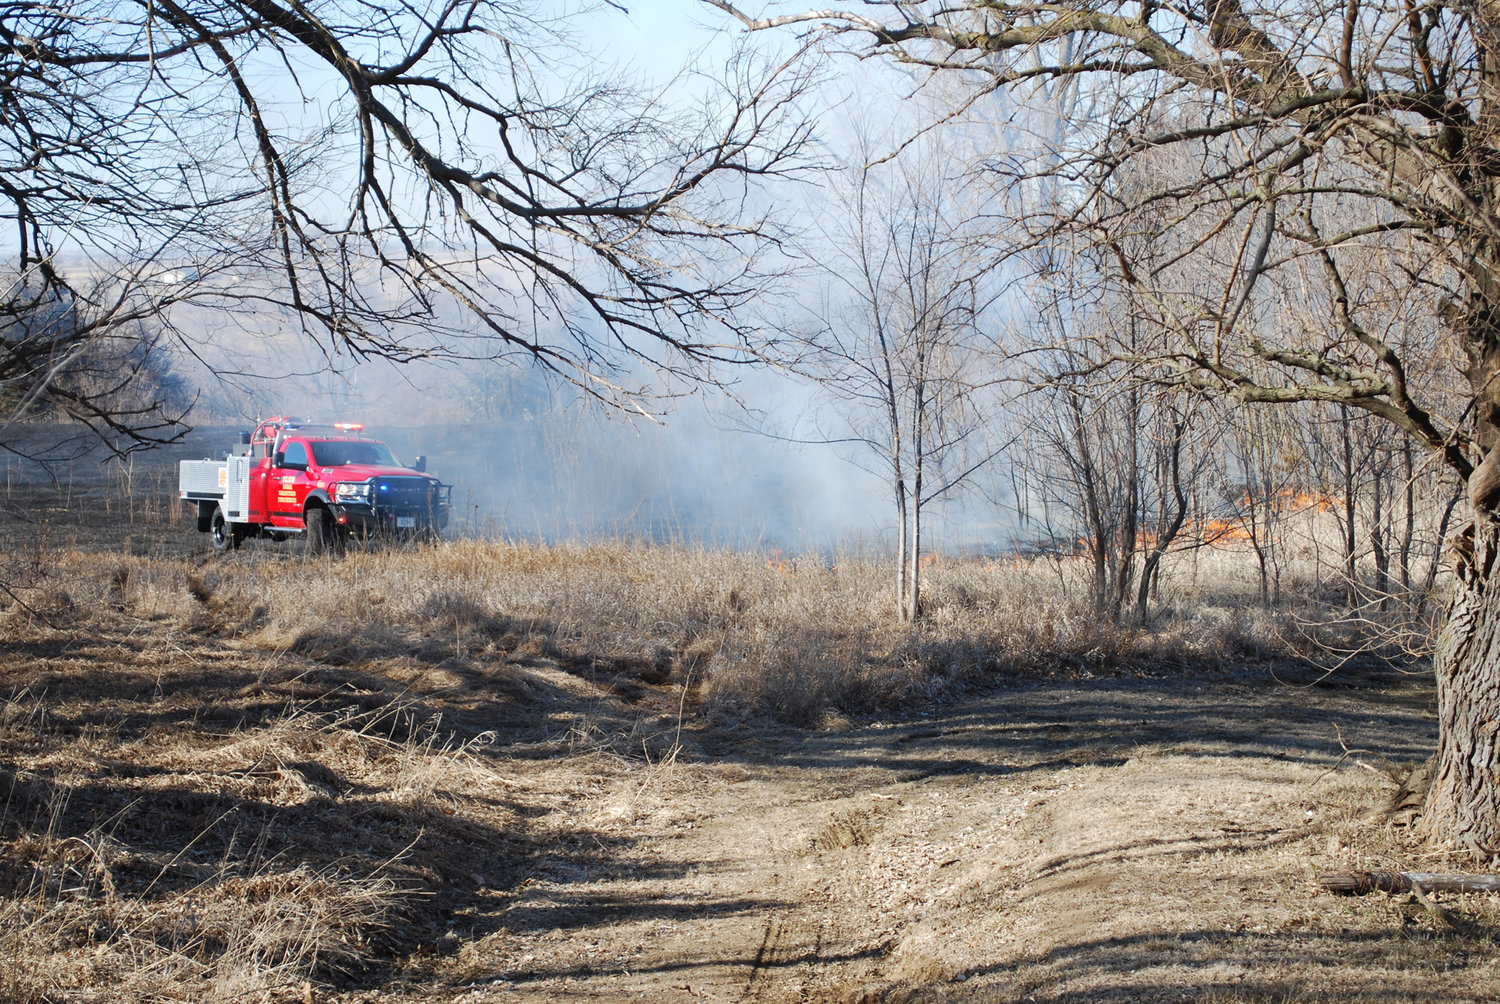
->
[[358, 666, 1500, 1004]]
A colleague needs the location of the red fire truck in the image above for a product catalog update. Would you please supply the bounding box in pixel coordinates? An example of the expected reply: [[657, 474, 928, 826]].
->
[[177, 416, 451, 552]]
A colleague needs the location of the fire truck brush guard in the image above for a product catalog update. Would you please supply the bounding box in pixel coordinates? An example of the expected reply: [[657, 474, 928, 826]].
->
[[177, 416, 452, 552]]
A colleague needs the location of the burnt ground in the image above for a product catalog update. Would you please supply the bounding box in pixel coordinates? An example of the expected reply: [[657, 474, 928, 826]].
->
[[1, 424, 234, 560]]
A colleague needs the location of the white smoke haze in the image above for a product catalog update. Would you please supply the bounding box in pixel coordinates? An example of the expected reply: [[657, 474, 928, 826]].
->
[[168, 345, 1019, 555], [147, 223, 1019, 555]]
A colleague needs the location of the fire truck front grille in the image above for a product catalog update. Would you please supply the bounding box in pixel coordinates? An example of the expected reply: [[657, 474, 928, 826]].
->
[[371, 477, 438, 513]]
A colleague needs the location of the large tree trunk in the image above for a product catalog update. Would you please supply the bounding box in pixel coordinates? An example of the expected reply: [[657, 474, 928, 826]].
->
[[1424, 518, 1500, 856], [1423, 241, 1500, 850]]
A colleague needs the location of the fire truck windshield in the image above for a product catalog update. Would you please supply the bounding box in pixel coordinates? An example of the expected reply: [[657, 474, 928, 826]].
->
[[307, 440, 400, 467]]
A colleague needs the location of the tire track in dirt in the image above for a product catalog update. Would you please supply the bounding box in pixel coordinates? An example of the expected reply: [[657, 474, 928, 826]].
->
[[407, 670, 1448, 1003]]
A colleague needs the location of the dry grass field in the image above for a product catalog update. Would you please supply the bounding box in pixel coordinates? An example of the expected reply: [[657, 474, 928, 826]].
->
[[1, 439, 1497, 1002]]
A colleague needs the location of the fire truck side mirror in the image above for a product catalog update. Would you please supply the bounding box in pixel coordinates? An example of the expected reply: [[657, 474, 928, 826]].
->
[[273, 451, 283, 467], [414, 455, 427, 473]]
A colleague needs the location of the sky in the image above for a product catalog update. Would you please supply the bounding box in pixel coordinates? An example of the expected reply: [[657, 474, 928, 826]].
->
[[579, 0, 739, 75]]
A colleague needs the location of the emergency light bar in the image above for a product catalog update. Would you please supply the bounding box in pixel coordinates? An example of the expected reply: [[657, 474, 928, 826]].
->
[[273, 420, 365, 433]]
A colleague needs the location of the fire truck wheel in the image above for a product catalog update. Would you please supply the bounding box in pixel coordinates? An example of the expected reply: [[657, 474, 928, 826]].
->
[[210, 506, 241, 552], [304, 506, 344, 556]]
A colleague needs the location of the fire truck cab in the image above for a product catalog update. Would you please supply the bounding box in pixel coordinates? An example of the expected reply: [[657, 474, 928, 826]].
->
[[178, 416, 451, 552]]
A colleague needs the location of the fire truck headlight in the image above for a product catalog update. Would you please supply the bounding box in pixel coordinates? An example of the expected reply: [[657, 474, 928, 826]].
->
[[334, 482, 372, 502]]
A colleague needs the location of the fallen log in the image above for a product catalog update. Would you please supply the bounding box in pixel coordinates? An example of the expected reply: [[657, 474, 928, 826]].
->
[[1319, 871, 1500, 895]]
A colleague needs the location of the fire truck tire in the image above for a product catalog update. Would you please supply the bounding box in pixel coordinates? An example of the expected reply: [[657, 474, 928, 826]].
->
[[209, 506, 241, 552], [304, 506, 344, 556]]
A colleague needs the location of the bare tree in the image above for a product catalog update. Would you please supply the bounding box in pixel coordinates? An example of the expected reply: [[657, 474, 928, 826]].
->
[[791, 135, 1005, 621], [1010, 170, 1225, 625], [1229, 401, 1303, 607], [1016, 274, 1222, 624], [1, 270, 196, 458], [712, 0, 1500, 852], [1, 1, 814, 455]]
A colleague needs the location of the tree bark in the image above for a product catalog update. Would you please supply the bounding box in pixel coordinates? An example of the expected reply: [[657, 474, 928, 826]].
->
[[1424, 517, 1500, 856], [908, 458, 923, 623], [1135, 411, 1190, 623], [895, 472, 909, 621], [1400, 441, 1416, 592], [1113, 387, 1140, 622], [1340, 407, 1358, 604], [1320, 871, 1500, 895], [907, 373, 926, 623]]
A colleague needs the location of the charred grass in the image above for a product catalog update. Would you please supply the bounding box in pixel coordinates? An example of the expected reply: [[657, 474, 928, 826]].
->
[[0, 532, 1456, 1001]]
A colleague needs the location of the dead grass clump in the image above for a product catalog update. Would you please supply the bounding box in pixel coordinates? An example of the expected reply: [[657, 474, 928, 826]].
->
[[285, 623, 412, 666], [0, 583, 77, 632], [14, 535, 1417, 734], [416, 588, 520, 639], [2, 551, 218, 635], [705, 625, 879, 726], [0, 830, 400, 1004], [0, 528, 64, 626], [0, 769, 401, 1002], [107, 539, 1382, 726], [0, 668, 534, 1004]]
